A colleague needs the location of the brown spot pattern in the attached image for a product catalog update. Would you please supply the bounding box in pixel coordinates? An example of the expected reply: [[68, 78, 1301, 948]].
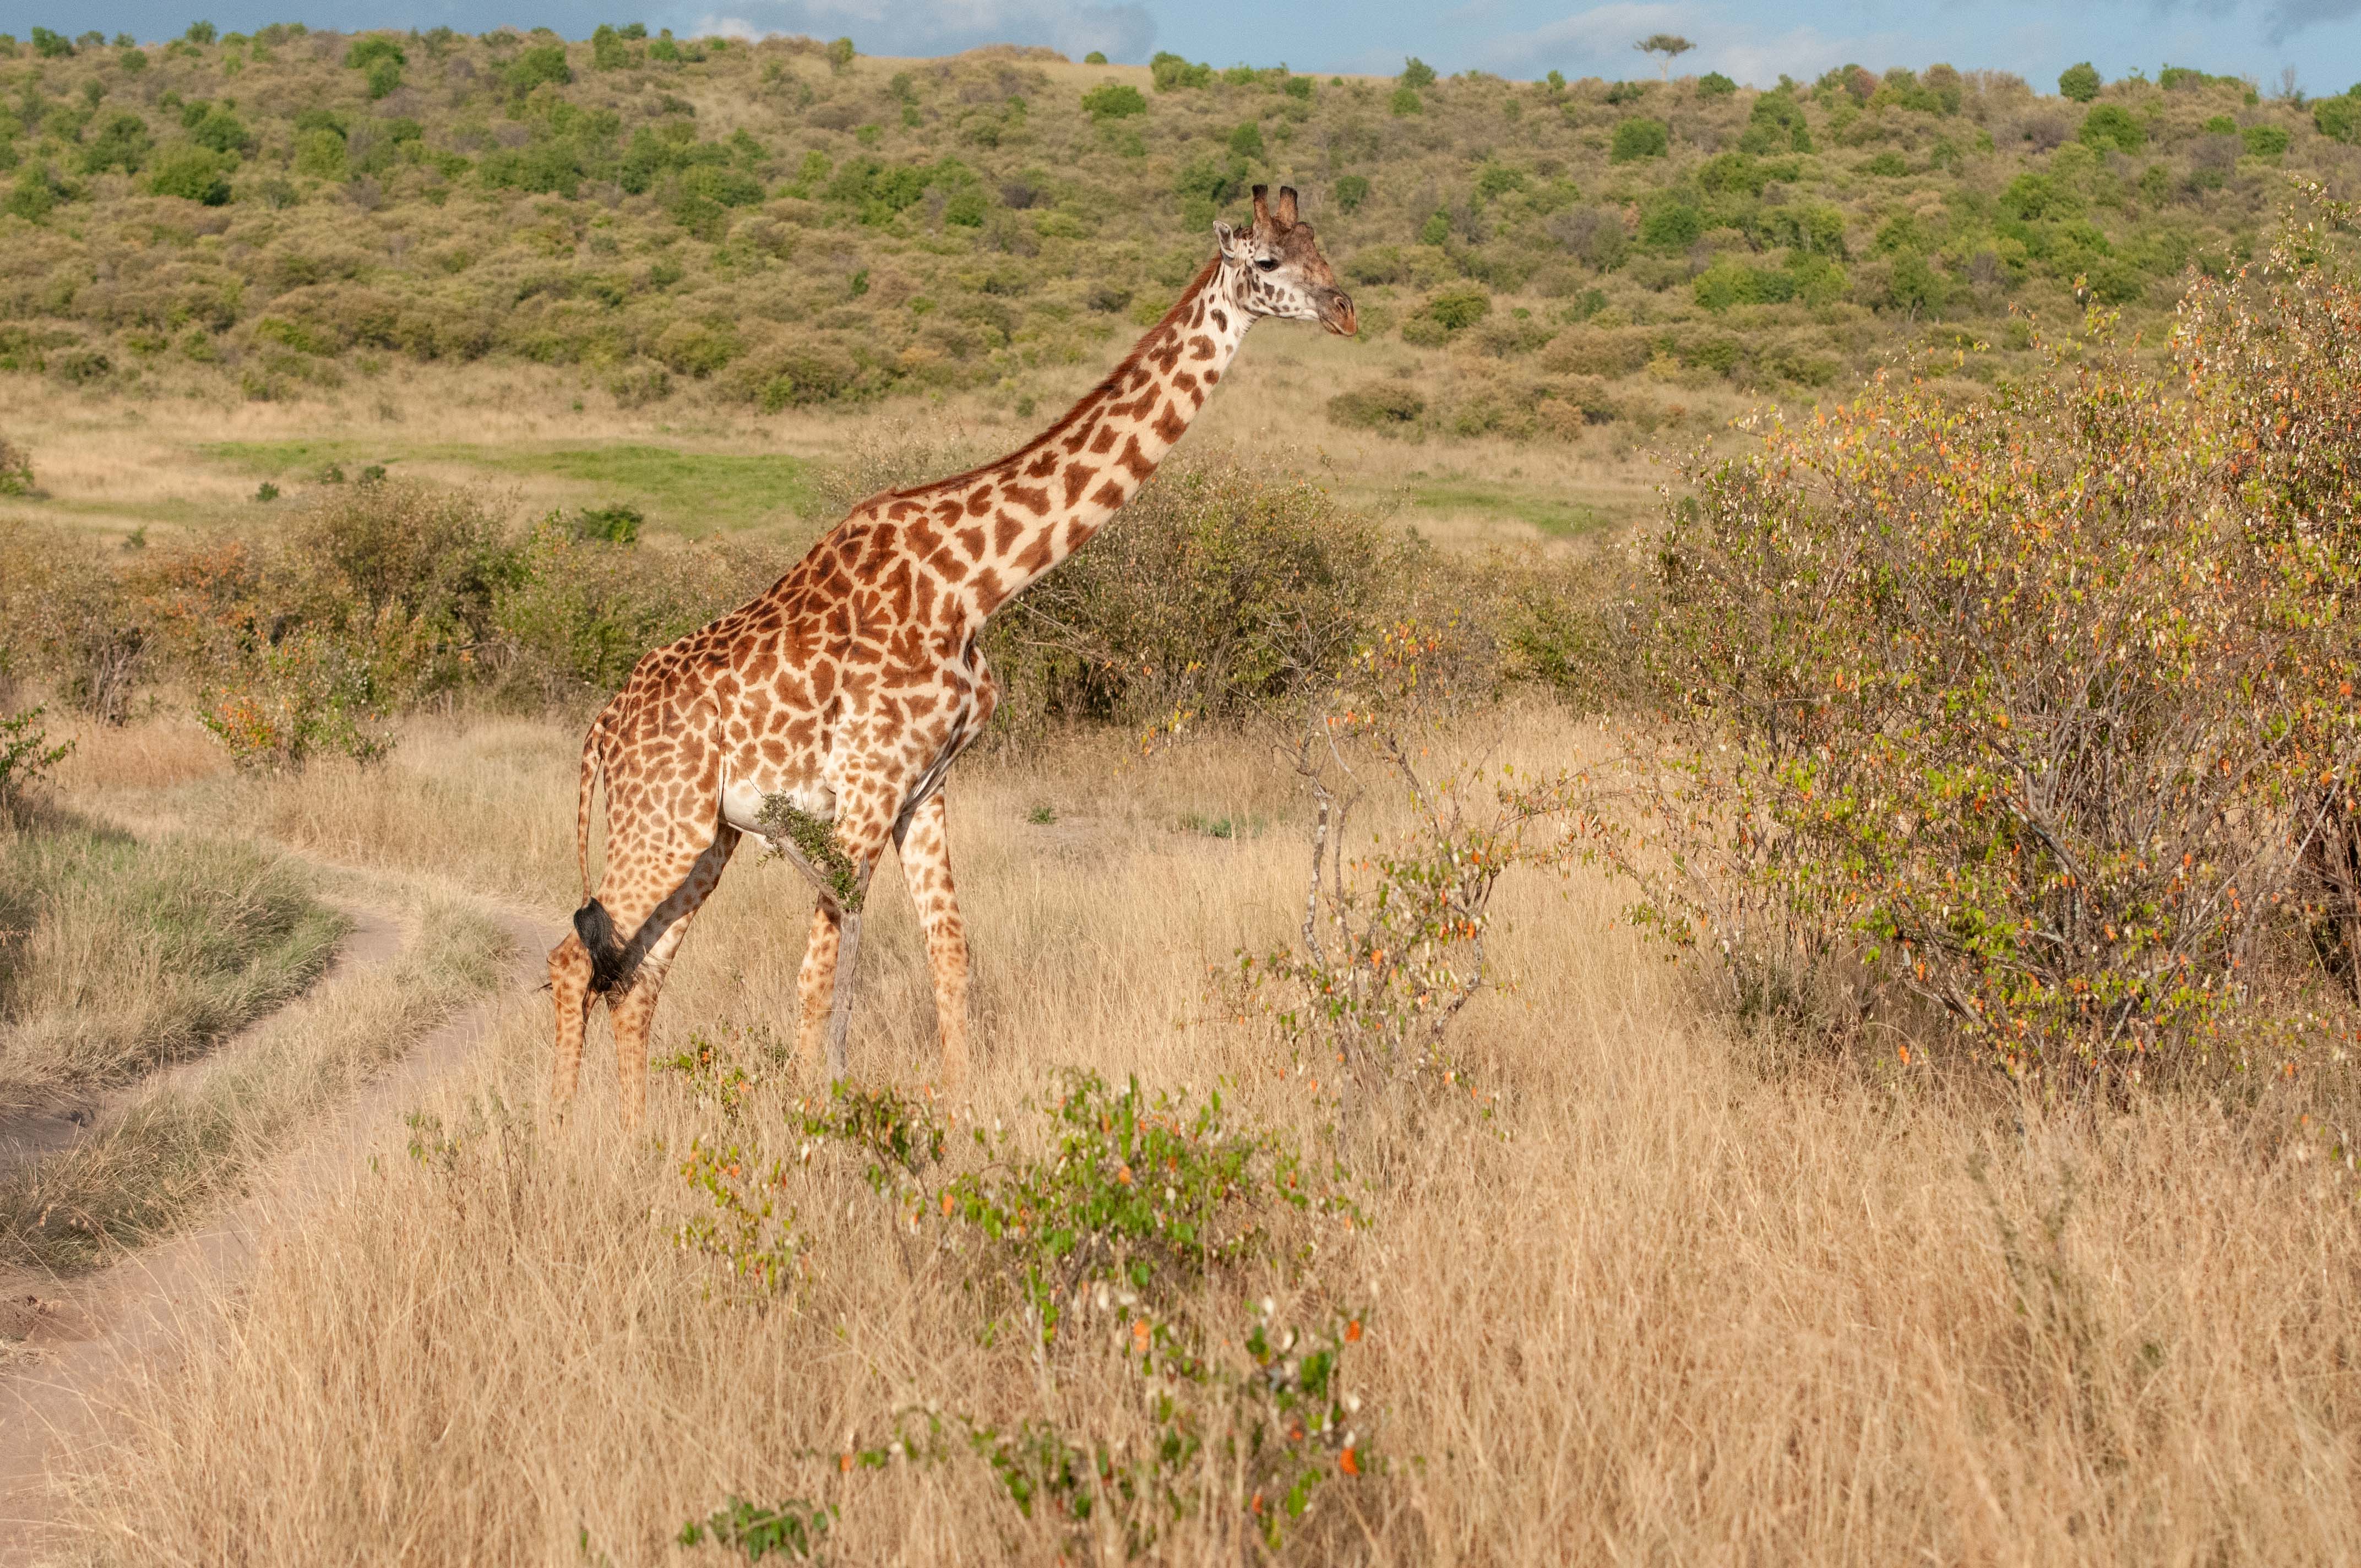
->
[[547, 211, 1331, 1130]]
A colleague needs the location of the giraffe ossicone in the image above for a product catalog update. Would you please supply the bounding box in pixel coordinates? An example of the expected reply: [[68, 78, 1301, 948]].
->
[[547, 183, 1356, 1127]]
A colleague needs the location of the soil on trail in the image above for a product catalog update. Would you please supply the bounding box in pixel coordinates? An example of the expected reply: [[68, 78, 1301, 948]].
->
[[0, 886, 556, 1564]]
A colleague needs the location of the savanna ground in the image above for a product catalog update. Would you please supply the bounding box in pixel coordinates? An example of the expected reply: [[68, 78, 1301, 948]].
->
[[9, 693, 2359, 1565], [4, 139, 2361, 1568]]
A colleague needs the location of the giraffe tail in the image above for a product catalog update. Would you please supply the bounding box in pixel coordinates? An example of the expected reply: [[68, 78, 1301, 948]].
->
[[572, 720, 633, 995], [574, 722, 606, 906]]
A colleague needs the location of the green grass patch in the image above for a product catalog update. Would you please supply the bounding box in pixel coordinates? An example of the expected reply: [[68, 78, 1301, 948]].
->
[[197, 440, 819, 533], [1178, 810, 1267, 840], [1407, 483, 1617, 539], [0, 815, 347, 1112]]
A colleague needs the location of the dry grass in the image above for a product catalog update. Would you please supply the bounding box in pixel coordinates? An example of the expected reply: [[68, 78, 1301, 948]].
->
[[33, 704, 2361, 1565], [0, 885, 507, 1277], [0, 813, 345, 1114]]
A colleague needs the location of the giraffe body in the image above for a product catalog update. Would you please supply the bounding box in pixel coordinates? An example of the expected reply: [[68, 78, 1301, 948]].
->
[[548, 186, 1354, 1124]]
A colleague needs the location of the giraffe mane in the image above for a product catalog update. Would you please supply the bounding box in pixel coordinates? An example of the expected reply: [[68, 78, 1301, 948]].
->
[[884, 251, 1227, 507]]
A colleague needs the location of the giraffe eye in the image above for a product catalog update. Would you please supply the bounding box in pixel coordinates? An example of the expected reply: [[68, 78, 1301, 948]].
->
[[1254, 256, 1280, 271]]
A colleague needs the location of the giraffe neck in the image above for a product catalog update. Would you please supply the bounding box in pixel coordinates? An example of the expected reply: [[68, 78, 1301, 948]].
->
[[915, 255, 1256, 620]]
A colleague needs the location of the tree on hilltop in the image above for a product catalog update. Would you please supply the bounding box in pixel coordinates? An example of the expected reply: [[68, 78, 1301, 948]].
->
[[1638, 34, 1693, 80]]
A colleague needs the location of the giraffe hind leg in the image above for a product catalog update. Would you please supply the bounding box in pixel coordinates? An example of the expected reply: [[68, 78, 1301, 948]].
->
[[547, 930, 596, 1115], [580, 826, 738, 1130]]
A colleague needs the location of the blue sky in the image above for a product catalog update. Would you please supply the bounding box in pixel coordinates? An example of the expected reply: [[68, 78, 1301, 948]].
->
[[44, 1, 2361, 94]]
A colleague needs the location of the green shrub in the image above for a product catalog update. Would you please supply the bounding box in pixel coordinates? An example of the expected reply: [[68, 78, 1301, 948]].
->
[[1741, 91, 1812, 154], [1636, 193, 1704, 252], [589, 23, 634, 70], [182, 101, 253, 156], [80, 112, 153, 175], [1390, 87, 1422, 116], [1598, 317, 2361, 1074], [1698, 72, 1737, 97], [2242, 124, 2291, 159], [1334, 173, 1369, 211], [489, 522, 763, 698], [1080, 83, 1145, 121], [2000, 172, 2080, 221], [1399, 57, 1436, 89], [675, 1067, 1371, 1558], [0, 438, 32, 496], [345, 35, 405, 97], [1326, 382, 1426, 429], [991, 455, 1427, 730], [2077, 105, 2153, 153], [1694, 257, 1798, 309], [264, 480, 518, 706], [504, 42, 572, 96], [1610, 117, 1669, 163], [2315, 95, 2361, 144], [1149, 52, 1210, 91], [147, 146, 233, 204], [567, 503, 642, 544], [0, 706, 70, 815], [293, 128, 347, 179], [1423, 285, 1492, 331], [2058, 61, 2102, 102]]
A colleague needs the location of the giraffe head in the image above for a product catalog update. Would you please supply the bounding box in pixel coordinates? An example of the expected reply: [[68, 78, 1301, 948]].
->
[[1215, 184, 1358, 337]]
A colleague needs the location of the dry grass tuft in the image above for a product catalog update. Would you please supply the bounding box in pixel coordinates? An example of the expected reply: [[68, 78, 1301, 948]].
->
[[0, 815, 345, 1114], [36, 708, 2361, 1565], [0, 888, 507, 1277]]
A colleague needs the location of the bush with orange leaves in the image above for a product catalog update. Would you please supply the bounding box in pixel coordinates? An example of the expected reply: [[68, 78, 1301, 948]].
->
[[1588, 277, 2361, 1079], [2178, 184, 2361, 997]]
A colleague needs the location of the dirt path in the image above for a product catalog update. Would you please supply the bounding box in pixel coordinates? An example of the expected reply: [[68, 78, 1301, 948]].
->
[[0, 895, 557, 1564]]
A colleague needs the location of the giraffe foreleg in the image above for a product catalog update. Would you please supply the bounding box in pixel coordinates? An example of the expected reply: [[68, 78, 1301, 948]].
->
[[790, 782, 894, 1081], [795, 905, 841, 1075], [896, 790, 970, 1086], [822, 906, 864, 1081]]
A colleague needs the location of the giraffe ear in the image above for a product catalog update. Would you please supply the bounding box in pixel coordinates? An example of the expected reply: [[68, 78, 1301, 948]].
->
[[1213, 219, 1241, 258], [1250, 184, 1271, 226], [1275, 186, 1299, 226]]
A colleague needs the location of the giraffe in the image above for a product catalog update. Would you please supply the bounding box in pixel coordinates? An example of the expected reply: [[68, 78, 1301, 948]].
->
[[548, 185, 1355, 1128]]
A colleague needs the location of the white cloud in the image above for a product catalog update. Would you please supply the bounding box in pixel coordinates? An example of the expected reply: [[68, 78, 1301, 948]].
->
[[682, 0, 1156, 58]]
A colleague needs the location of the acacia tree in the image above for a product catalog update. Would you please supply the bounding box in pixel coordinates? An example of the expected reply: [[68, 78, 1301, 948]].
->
[[1636, 33, 1693, 80]]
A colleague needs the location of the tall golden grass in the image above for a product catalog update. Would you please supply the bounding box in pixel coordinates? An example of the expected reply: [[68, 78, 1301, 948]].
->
[[35, 703, 2361, 1565], [0, 820, 345, 1113]]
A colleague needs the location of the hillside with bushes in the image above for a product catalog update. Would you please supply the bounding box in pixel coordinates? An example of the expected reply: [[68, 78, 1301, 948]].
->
[[0, 24, 2356, 440]]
